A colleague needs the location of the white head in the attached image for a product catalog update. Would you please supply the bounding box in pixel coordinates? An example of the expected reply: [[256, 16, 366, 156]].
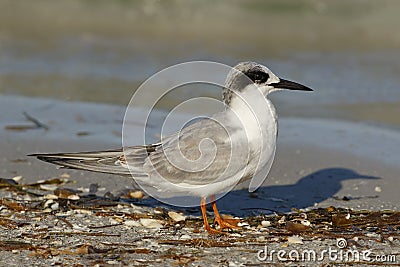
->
[[223, 61, 312, 105]]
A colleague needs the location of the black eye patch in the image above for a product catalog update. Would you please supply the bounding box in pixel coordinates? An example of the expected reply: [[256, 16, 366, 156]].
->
[[246, 71, 270, 84]]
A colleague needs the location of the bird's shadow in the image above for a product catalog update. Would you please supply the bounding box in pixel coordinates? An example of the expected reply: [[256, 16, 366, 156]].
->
[[140, 168, 380, 217], [217, 167, 379, 217]]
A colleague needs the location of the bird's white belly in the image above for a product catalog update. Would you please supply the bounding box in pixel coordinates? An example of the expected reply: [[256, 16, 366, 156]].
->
[[231, 97, 278, 186]]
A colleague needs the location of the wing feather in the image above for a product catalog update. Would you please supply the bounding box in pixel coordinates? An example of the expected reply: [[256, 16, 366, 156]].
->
[[30, 144, 160, 177], [142, 117, 252, 185]]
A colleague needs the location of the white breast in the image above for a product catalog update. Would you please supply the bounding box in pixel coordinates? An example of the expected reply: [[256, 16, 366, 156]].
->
[[227, 85, 278, 184], [228, 86, 277, 147]]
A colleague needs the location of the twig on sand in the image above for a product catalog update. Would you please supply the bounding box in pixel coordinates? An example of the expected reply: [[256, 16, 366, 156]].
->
[[4, 112, 49, 131], [22, 111, 49, 130]]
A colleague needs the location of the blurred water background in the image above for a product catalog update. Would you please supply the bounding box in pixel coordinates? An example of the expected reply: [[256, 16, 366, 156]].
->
[[1, 0, 400, 127]]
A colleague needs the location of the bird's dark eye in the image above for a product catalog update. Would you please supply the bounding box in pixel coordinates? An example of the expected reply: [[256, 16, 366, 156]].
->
[[246, 71, 269, 84]]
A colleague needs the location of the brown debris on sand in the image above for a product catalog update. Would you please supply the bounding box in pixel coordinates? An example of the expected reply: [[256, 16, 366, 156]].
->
[[0, 176, 399, 266]]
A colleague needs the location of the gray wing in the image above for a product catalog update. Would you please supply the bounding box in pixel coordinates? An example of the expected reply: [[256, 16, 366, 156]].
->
[[142, 115, 253, 185], [31, 116, 253, 184]]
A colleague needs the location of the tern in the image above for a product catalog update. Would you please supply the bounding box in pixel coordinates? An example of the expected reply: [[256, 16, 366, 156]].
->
[[30, 62, 313, 233]]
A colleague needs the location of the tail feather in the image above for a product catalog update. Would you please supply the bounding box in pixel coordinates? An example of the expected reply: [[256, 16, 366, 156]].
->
[[30, 149, 134, 176]]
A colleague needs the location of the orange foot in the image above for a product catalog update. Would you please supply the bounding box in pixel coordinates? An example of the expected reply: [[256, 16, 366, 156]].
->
[[214, 216, 241, 230], [204, 224, 226, 235], [211, 196, 241, 230], [199, 196, 242, 234]]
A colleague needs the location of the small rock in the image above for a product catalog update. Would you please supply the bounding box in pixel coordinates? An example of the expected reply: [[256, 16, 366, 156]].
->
[[67, 195, 80, 200], [168, 211, 186, 222], [23, 195, 32, 201], [51, 241, 62, 246], [256, 236, 266, 242], [140, 218, 163, 229], [44, 194, 59, 200], [54, 188, 76, 199], [72, 224, 86, 231], [113, 217, 124, 223], [124, 220, 141, 227], [365, 233, 380, 238], [300, 220, 311, 226], [230, 233, 242, 237], [180, 234, 191, 240], [44, 199, 54, 208], [109, 218, 120, 225], [129, 190, 144, 199], [50, 202, 59, 210], [75, 209, 92, 215], [12, 176, 23, 182], [77, 187, 90, 193], [375, 186, 382, 192], [153, 209, 163, 214], [288, 235, 303, 244], [261, 220, 271, 227], [300, 213, 307, 219], [40, 184, 59, 191]]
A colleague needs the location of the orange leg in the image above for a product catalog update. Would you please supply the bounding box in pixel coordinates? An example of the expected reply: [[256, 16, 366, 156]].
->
[[200, 197, 224, 234], [210, 195, 240, 230], [200, 197, 212, 232]]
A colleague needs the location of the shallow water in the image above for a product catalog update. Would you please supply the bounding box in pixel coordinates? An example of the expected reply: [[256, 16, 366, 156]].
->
[[1, 0, 400, 127]]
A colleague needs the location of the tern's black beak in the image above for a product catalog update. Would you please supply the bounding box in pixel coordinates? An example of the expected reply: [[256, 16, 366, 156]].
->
[[271, 78, 313, 91]]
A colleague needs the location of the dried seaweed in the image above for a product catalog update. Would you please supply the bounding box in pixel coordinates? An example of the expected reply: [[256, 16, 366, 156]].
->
[[0, 176, 399, 265], [0, 218, 19, 229], [0, 240, 33, 251], [0, 199, 26, 211], [159, 238, 233, 248]]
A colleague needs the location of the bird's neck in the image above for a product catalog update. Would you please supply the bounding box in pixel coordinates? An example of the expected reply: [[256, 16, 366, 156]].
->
[[227, 87, 277, 144]]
